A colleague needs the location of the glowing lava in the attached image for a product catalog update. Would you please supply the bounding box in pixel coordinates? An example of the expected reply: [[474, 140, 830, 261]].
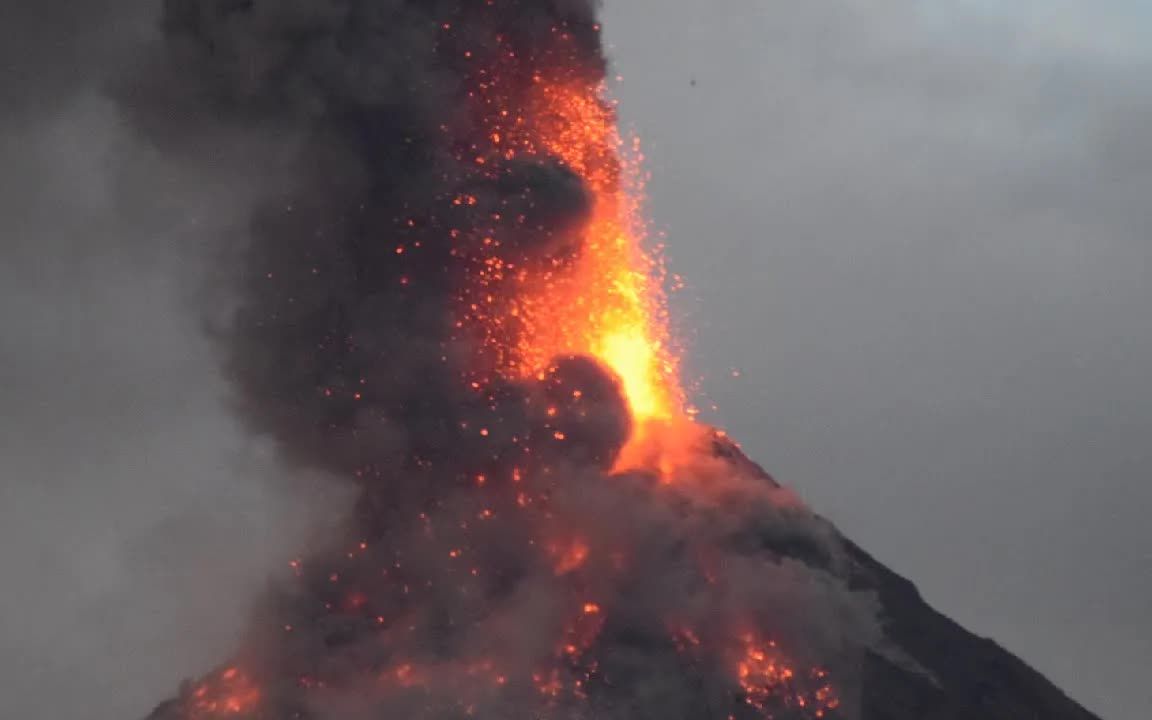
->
[[184, 667, 261, 719], [513, 78, 682, 425], [458, 26, 686, 455], [736, 635, 841, 719]]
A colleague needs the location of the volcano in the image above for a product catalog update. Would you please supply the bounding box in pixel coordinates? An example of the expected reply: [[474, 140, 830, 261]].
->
[[129, 2, 1103, 719], [143, 431, 1104, 720]]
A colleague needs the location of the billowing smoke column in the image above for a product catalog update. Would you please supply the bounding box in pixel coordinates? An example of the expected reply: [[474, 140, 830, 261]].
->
[[130, 2, 878, 719]]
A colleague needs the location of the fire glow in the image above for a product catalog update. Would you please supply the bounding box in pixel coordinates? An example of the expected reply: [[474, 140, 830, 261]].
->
[[507, 79, 681, 425], [185, 668, 260, 718]]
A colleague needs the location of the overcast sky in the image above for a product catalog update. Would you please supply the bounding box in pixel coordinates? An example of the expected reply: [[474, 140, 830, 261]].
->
[[1, 2, 1148, 720], [604, 3, 1151, 719]]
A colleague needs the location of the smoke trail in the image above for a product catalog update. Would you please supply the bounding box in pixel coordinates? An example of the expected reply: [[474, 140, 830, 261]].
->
[[126, 2, 879, 718]]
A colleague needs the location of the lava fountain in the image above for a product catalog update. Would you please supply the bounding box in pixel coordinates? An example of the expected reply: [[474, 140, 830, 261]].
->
[[448, 26, 688, 467]]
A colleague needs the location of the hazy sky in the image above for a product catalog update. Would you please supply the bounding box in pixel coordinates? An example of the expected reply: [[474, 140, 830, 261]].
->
[[1, 2, 1148, 719], [603, 3, 1151, 719]]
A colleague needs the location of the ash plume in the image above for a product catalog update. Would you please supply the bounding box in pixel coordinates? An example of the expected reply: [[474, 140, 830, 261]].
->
[[124, 2, 879, 719]]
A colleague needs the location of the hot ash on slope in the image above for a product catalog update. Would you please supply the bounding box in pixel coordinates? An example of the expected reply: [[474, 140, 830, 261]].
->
[[129, 2, 876, 718], [152, 427, 868, 720]]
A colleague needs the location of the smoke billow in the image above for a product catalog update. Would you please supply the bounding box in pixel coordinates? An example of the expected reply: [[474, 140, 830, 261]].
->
[[126, 2, 879, 718]]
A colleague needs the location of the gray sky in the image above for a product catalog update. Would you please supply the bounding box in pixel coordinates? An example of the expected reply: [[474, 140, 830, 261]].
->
[[1, 2, 1148, 719], [604, 3, 1151, 719]]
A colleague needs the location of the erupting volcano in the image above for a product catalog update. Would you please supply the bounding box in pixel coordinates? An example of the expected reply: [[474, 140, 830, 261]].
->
[[131, 3, 1103, 720]]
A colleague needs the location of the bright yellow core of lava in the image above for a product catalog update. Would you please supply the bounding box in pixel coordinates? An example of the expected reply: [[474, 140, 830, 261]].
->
[[509, 79, 684, 426]]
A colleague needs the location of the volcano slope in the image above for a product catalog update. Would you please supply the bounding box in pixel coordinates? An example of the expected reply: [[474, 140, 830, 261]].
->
[[143, 434, 1102, 720]]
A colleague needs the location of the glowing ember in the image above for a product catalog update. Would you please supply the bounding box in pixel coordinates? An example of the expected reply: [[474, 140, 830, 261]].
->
[[182, 667, 261, 718], [736, 635, 841, 719], [548, 538, 591, 575]]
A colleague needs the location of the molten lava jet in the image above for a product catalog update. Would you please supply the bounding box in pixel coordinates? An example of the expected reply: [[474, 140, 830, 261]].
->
[[131, 2, 877, 719]]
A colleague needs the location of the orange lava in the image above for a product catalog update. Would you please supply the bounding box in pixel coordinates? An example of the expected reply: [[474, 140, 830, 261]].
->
[[736, 635, 840, 719], [511, 79, 683, 426], [460, 28, 690, 469], [185, 667, 261, 718]]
